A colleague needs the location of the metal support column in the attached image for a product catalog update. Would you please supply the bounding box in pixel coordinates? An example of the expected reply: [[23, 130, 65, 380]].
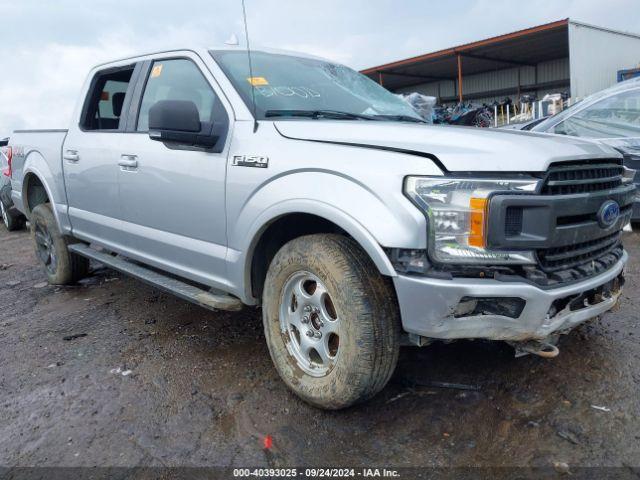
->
[[457, 54, 463, 102]]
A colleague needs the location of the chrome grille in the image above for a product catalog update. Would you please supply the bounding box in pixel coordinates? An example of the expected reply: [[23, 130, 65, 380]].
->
[[534, 160, 629, 277], [537, 231, 622, 272], [541, 161, 624, 195]]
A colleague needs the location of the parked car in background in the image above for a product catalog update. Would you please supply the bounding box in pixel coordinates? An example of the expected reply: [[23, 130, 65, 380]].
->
[[499, 115, 549, 131], [0, 137, 25, 230], [530, 77, 640, 224], [6, 47, 634, 409]]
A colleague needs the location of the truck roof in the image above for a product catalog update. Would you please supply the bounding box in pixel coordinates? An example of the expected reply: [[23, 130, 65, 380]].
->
[[92, 45, 331, 70]]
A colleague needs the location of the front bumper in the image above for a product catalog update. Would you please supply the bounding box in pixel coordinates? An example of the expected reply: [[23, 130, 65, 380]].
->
[[393, 251, 627, 341]]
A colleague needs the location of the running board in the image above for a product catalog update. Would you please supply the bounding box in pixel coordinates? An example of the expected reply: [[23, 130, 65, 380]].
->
[[68, 243, 243, 312]]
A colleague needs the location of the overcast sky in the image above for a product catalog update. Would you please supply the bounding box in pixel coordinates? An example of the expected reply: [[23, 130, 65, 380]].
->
[[1, 0, 638, 135]]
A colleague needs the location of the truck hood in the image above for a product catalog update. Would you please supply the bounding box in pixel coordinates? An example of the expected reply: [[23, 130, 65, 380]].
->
[[274, 121, 620, 172]]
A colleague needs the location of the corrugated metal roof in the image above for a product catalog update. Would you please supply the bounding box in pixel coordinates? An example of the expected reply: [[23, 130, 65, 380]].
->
[[361, 19, 570, 91]]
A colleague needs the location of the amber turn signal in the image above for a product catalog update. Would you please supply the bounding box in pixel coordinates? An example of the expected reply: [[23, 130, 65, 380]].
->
[[468, 197, 488, 247]]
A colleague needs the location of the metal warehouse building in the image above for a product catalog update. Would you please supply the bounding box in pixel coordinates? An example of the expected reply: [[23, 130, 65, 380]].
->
[[362, 19, 640, 104]]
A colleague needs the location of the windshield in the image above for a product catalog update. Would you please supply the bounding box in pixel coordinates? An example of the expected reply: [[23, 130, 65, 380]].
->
[[533, 77, 640, 137], [211, 50, 423, 122], [549, 87, 640, 139]]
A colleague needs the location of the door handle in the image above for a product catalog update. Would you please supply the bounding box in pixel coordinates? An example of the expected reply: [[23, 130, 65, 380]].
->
[[63, 150, 79, 162], [118, 154, 138, 169]]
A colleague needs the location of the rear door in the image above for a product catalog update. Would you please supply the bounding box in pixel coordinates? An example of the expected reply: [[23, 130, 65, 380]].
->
[[114, 53, 232, 287], [63, 63, 141, 246]]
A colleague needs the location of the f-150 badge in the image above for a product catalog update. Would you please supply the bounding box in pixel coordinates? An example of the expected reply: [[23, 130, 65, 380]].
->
[[233, 155, 269, 168]]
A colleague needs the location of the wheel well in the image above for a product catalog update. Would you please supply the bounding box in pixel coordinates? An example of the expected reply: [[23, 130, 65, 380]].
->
[[23, 173, 49, 217], [250, 213, 348, 301]]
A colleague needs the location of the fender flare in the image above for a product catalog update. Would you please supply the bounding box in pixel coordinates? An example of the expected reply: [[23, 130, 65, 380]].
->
[[238, 199, 398, 303], [21, 154, 64, 229]]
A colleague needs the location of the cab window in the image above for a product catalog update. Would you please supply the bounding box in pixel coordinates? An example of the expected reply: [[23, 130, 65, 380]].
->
[[136, 59, 220, 132], [81, 66, 135, 131]]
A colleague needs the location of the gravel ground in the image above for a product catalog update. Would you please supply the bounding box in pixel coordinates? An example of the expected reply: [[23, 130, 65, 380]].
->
[[1, 225, 639, 472]]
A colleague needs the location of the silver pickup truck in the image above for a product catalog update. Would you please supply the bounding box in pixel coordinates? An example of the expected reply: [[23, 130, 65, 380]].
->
[[8, 47, 635, 409]]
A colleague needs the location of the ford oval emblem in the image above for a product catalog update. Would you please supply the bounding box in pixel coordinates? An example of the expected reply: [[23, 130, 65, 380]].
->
[[597, 200, 620, 229]]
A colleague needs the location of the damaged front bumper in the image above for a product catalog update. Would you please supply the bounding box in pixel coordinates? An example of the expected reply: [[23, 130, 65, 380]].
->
[[393, 251, 627, 342]]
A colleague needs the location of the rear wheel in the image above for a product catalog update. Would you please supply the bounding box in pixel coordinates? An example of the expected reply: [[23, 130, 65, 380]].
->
[[30, 203, 89, 285], [1, 200, 22, 231], [262, 234, 400, 409]]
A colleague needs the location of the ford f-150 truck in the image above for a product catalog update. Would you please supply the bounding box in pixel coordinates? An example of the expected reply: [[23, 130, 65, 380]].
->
[[8, 47, 635, 409]]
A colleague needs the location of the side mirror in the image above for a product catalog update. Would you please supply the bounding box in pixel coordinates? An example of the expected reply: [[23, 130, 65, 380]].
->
[[148, 100, 218, 148]]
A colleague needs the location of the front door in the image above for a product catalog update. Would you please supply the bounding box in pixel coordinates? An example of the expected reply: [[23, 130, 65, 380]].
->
[[115, 55, 232, 288]]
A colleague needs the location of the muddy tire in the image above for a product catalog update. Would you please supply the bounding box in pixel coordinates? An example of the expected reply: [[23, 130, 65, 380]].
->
[[30, 203, 89, 285], [1, 200, 22, 231], [262, 234, 400, 409]]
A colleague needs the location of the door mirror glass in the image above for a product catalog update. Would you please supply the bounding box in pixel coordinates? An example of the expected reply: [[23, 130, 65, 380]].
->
[[148, 99, 218, 148]]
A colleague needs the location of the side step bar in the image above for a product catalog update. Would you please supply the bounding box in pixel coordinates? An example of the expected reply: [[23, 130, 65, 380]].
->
[[68, 243, 243, 312]]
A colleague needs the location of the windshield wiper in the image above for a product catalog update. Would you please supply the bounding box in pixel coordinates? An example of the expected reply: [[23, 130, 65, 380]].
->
[[265, 109, 380, 121], [372, 114, 427, 124]]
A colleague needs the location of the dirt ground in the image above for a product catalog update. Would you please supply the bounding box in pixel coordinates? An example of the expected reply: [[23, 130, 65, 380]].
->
[[1, 225, 639, 472]]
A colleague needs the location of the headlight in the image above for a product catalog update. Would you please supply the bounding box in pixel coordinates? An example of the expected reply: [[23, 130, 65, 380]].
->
[[405, 176, 539, 264]]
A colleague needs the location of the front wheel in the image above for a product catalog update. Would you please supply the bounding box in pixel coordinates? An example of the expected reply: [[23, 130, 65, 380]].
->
[[30, 203, 89, 285], [262, 234, 400, 409]]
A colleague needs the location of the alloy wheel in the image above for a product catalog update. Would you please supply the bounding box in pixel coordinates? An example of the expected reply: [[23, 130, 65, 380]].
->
[[34, 222, 57, 275], [279, 271, 341, 377]]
